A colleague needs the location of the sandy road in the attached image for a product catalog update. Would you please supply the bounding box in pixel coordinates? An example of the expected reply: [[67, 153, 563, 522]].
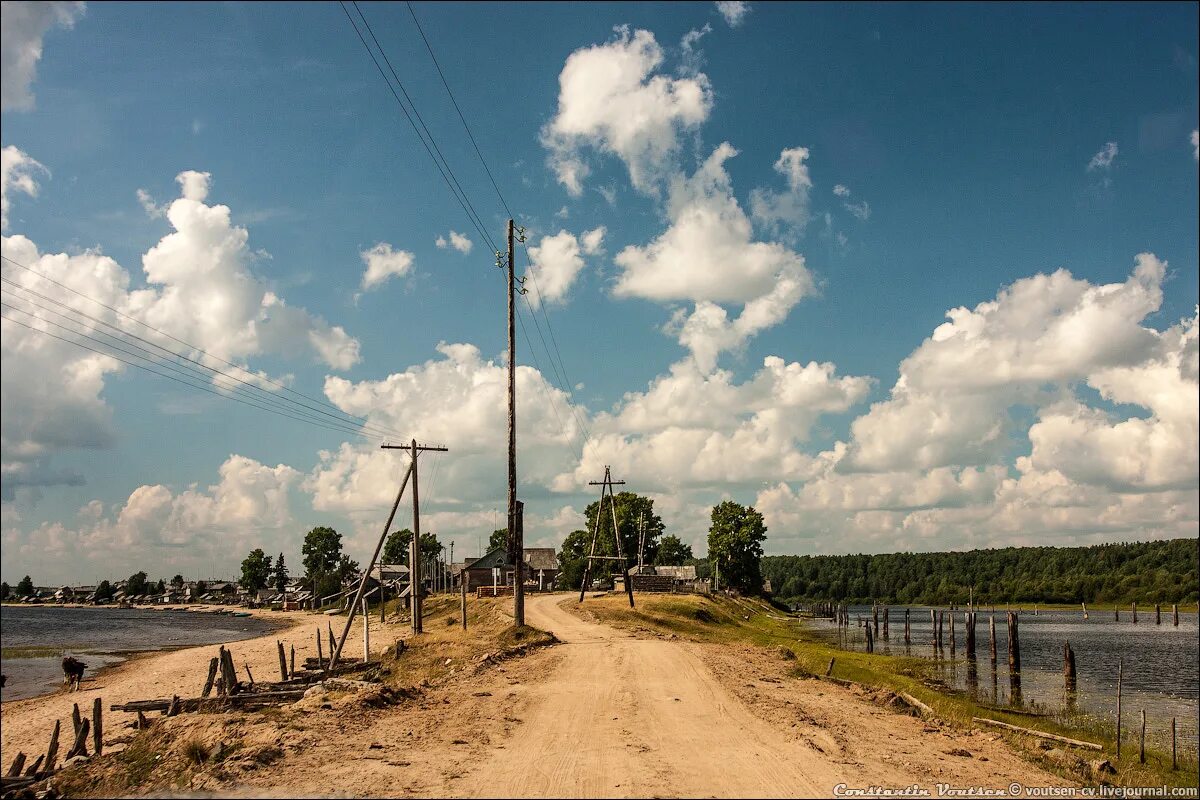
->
[[454, 594, 832, 797]]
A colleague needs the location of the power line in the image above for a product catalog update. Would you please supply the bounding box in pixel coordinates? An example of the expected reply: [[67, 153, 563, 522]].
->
[[398, 7, 591, 453], [338, 1, 498, 255], [0, 296, 377, 439], [0, 308, 378, 439], [1, 254, 383, 430], [0, 276, 407, 440], [405, 0, 512, 221]]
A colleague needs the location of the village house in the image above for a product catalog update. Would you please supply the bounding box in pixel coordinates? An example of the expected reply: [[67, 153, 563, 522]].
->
[[459, 547, 559, 592]]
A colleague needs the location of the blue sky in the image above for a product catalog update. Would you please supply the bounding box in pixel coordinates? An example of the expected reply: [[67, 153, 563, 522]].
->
[[1, 1, 1197, 585]]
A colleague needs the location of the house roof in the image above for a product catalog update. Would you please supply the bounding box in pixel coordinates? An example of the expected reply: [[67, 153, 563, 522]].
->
[[654, 565, 697, 580], [464, 546, 510, 571], [523, 548, 558, 571]]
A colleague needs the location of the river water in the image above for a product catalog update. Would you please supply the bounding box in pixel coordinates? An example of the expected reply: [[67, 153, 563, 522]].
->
[[0, 605, 282, 701], [804, 605, 1199, 757]]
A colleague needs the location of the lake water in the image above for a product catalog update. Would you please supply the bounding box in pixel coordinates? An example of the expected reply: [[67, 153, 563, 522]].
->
[[0, 605, 283, 701], [803, 606, 1199, 758]]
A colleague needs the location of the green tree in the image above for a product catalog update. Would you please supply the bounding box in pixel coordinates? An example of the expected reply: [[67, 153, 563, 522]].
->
[[582, 492, 665, 577], [125, 571, 148, 597], [195, 580, 208, 596], [95, 580, 115, 602], [170, 574, 185, 589], [302, 526, 347, 602], [240, 549, 273, 593], [556, 529, 591, 590], [16, 575, 34, 597], [155, 578, 166, 594], [707, 501, 767, 595], [488, 528, 508, 553], [273, 553, 290, 592], [654, 535, 693, 566], [1, 582, 10, 600], [382, 528, 414, 565]]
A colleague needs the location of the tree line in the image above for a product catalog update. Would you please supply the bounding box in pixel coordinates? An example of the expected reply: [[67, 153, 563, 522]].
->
[[761, 538, 1199, 605]]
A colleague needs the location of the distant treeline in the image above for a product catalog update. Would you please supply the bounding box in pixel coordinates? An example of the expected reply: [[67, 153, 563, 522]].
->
[[762, 538, 1199, 606]]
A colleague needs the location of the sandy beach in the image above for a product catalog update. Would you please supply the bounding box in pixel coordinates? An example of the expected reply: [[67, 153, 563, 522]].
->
[[0, 606, 406, 763]]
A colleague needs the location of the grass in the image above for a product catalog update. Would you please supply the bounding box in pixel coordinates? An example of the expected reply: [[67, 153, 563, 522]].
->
[[569, 591, 1199, 790]]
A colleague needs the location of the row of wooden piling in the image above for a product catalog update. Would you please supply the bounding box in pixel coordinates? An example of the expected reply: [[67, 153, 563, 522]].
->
[[3, 697, 103, 790]]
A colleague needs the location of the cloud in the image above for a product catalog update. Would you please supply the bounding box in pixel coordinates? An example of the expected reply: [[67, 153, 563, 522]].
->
[[435, 230, 473, 255], [1, 455, 300, 583], [749, 146, 813, 235], [2, 145, 49, 230], [554, 355, 872, 492], [0, 1, 84, 111], [613, 143, 814, 370], [308, 342, 584, 517], [1087, 141, 1118, 171], [831, 183, 870, 221], [1192, 130, 1198, 162], [841, 254, 1168, 472], [359, 242, 414, 290], [541, 27, 713, 195], [715, 1, 750, 27], [2, 162, 362, 498]]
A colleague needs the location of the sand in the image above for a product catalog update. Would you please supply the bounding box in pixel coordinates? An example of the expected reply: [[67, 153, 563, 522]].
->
[[0, 606, 405, 763]]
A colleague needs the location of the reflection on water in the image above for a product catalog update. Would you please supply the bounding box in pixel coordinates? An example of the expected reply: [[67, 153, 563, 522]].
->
[[804, 606, 1199, 755]]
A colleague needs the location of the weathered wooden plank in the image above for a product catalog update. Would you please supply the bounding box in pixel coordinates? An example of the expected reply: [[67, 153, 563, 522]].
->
[[972, 716, 1102, 751]]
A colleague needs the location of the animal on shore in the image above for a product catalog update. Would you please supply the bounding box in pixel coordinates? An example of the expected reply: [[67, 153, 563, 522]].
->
[[62, 656, 87, 691]]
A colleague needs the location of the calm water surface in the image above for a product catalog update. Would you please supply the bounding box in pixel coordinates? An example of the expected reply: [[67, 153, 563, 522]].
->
[[804, 606, 1199, 756], [0, 605, 282, 701]]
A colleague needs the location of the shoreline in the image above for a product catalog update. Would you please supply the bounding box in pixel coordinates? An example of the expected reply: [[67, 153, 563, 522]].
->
[[1, 605, 297, 704], [0, 607, 344, 760]]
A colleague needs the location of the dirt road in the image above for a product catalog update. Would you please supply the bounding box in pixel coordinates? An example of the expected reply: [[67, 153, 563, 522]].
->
[[453, 593, 831, 797]]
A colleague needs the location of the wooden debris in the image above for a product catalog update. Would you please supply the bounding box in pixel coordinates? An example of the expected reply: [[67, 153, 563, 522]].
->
[[65, 718, 90, 760], [22, 754, 44, 778], [972, 717, 1102, 751], [112, 689, 308, 714], [899, 691, 935, 717], [92, 697, 103, 756], [277, 640, 289, 681], [44, 720, 61, 774], [70, 704, 82, 739], [165, 695, 180, 717], [5, 752, 27, 778], [201, 657, 219, 698]]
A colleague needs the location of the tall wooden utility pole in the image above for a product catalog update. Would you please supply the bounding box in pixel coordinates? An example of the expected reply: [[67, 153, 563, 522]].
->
[[503, 218, 525, 627], [381, 440, 448, 634]]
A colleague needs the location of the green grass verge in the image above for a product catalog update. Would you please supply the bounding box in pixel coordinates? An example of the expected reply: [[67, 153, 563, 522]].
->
[[571, 592, 1198, 790]]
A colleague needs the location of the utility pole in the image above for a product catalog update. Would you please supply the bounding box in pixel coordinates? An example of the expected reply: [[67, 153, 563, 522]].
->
[[500, 218, 526, 627], [579, 467, 635, 608], [381, 440, 447, 635], [637, 511, 646, 572]]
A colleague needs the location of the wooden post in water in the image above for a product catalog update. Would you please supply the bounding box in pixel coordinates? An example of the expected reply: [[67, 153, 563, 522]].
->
[[1116, 657, 1123, 758], [1114, 607, 1120, 622], [949, 611, 956, 657], [1172, 604, 1179, 627], [989, 613, 997, 666], [1062, 641, 1076, 691], [883, 606, 889, 640], [1132, 602, 1138, 623], [1139, 710, 1146, 764], [966, 611, 976, 658], [872, 604, 879, 639], [904, 608, 911, 643], [1155, 604, 1161, 625], [1082, 602, 1088, 620], [92, 697, 103, 756], [865, 619, 874, 653], [1007, 611, 1021, 701]]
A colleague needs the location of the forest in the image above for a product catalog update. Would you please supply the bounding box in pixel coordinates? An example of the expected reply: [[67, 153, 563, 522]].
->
[[761, 538, 1198, 605]]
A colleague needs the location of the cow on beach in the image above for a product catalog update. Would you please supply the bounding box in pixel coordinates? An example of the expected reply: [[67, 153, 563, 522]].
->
[[62, 656, 87, 691]]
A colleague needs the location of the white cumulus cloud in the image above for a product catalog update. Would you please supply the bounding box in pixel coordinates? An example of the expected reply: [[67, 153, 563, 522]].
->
[[0, 1, 84, 111], [359, 242, 414, 291], [435, 230, 473, 255], [1, 145, 47, 230], [541, 26, 713, 196], [1087, 141, 1118, 171], [715, 1, 750, 27]]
